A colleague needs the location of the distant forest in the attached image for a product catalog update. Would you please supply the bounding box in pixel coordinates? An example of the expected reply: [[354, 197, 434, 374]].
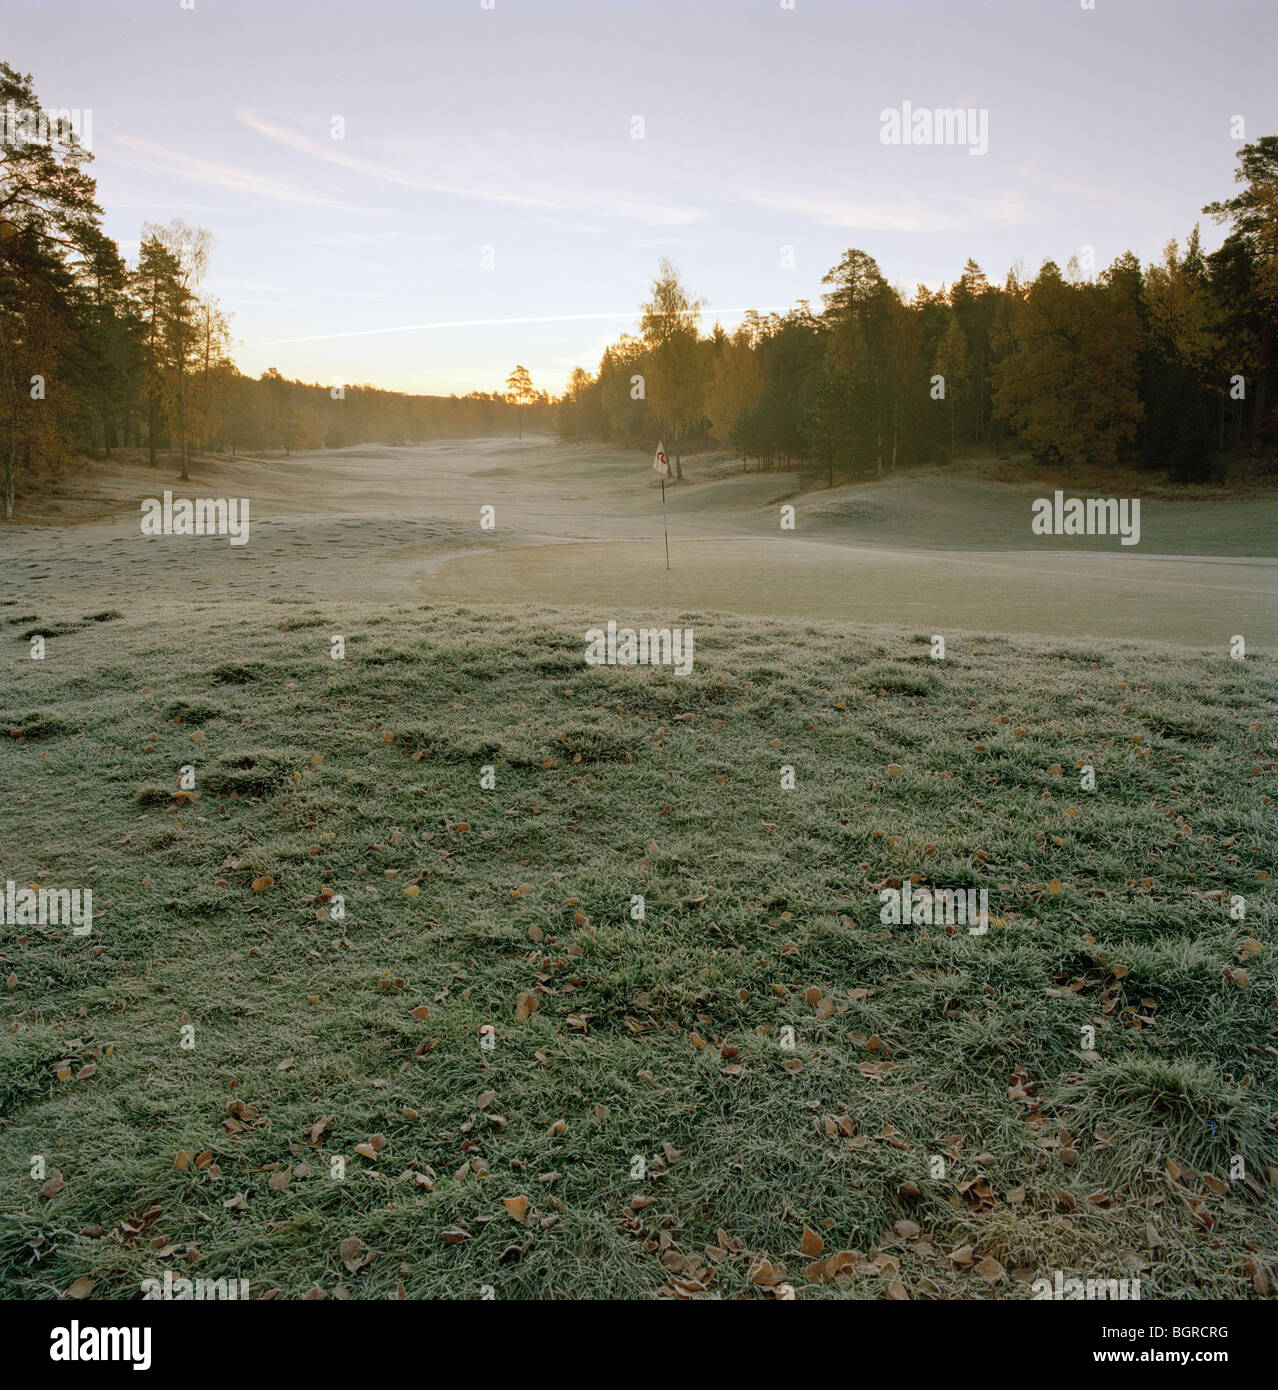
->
[[1, 55, 1275, 522], [0, 62, 553, 518], [560, 137, 1276, 486]]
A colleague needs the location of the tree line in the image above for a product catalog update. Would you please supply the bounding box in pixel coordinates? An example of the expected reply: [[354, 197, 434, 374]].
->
[[559, 139, 1277, 485], [3, 55, 1274, 518], [0, 62, 552, 519]]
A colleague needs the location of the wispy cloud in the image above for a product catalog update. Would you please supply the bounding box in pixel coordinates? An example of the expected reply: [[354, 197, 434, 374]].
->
[[1012, 163, 1141, 212], [257, 312, 660, 348], [216, 278, 394, 301], [238, 109, 705, 227], [740, 184, 1030, 234], [112, 135, 379, 214], [310, 230, 448, 247], [254, 307, 785, 348]]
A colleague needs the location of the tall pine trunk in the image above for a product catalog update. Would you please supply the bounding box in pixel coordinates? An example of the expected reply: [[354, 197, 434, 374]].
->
[[1252, 322, 1272, 438], [3, 445, 15, 520], [177, 324, 189, 481]]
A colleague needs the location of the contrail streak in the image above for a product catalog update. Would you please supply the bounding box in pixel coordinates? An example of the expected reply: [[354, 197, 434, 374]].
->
[[253, 309, 786, 347]]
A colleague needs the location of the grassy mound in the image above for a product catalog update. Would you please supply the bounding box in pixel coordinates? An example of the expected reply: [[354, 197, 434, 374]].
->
[[0, 601, 1273, 1299]]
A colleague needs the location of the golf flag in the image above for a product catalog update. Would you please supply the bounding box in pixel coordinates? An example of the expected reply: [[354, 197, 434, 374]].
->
[[653, 439, 671, 569]]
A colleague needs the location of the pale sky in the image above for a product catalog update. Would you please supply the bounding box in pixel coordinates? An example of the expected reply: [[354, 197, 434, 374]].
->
[[9, 0, 1277, 397]]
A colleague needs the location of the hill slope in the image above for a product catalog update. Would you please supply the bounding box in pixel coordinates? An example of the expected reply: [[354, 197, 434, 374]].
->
[[1, 600, 1275, 1299]]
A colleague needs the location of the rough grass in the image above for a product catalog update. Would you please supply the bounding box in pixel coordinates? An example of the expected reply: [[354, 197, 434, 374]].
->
[[0, 600, 1274, 1301]]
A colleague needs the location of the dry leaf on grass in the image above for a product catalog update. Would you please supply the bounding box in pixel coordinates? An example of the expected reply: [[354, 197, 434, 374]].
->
[[339, 1236, 374, 1273], [748, 1255, 786, 1286]]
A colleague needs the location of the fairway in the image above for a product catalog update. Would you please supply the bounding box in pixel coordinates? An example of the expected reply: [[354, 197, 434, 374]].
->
[[5, 438, 1275, 650]]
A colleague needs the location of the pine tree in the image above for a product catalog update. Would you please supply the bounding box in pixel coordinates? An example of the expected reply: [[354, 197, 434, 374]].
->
[[0, 61, 102, 517], [639, 259, 705, 479], [1204, 137, 1278, 437], [991, 261, 1142, 468], [504, 364, 534, 439], [934, 315, 970, 455]]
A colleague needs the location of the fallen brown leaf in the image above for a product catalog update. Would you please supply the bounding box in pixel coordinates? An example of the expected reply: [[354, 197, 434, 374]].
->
[[339, 1236, 374, 1273]]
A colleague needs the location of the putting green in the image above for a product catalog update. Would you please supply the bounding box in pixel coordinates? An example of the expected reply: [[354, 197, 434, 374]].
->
[[429, 537, 1278, 648]]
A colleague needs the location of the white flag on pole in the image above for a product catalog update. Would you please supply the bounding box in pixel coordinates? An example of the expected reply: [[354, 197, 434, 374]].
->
[[653, 440, 669, 476]]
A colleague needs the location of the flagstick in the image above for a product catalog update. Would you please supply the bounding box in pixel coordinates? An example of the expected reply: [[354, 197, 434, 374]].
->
[[660, 475, 670, 570], [653, 440, 671, 570]]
